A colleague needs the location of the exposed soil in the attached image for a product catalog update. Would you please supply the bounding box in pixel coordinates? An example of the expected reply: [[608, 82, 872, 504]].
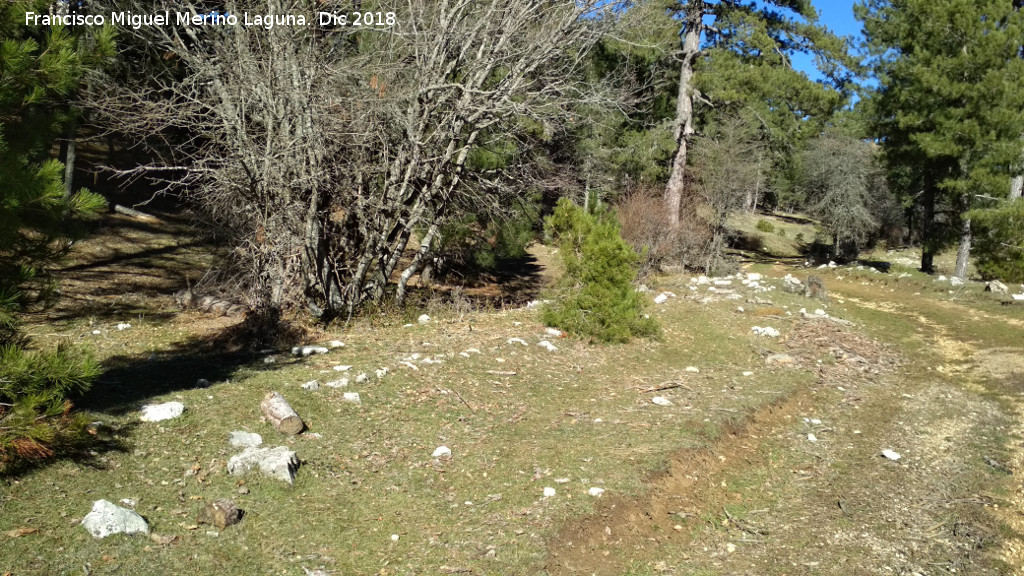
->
[[547, 310, 1019, 576]]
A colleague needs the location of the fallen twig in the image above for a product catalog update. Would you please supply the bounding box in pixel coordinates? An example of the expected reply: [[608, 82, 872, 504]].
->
[[639, 381, 693, 394], [723, 506, 770, 536], [436, 386, 476, 414]]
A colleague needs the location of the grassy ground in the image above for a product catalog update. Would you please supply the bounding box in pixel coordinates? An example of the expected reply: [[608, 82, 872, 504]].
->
[[2, 213, 1023, 576]]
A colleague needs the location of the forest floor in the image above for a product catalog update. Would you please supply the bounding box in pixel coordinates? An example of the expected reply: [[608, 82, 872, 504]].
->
[[2, 211, 1024, 576]]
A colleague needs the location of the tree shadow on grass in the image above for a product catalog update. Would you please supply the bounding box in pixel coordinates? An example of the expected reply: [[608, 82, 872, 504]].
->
[[434, 254, 549, 308], [0, 420, 136, 478], [76, 315, 308, 416]]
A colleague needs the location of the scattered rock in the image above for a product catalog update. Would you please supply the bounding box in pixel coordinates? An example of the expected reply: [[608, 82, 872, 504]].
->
[[545, 327, 564, 338], [418, 314, 431, 324], [227, 446, 299, 484], [654, 293, 669, 304], [746, 273, 763, 282], [684, 366, 699, 373], [742, 371, 754, 377], [325, 378, 348, 388], [542, 487, 556, 498], [432, 446, 452, 458], [81, 500, 149, 538], [507, 338, 528, 346], [375, 367, 388, 379], [197, 499, 242, 530], [355, 373, 368, 383], [651, 396, 673, 407], [328, 340, 345, 349], [140, 402, 185, 422], [302, 380, 320, 391], [228, 431, 263, 448], [292, 346, 329, 357], [343, 392, 362, 404], [766, 354, 795, 365], [807, 433, 818, 443], [937, 275, 948, 282], [537, 340, 558, 352], [950, 276, 964, 287], [751, 326, 781, 338], [881, 449, 901, 461], [263, 356, 277, 364], [986, 280, 1009, 295], [588, 487, 605, 497], [333, 365, 352, 372], [117, 323, 132, 331]]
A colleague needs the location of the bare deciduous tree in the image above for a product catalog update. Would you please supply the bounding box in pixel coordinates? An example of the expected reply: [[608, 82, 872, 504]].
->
[[691, 114, 766, 273], [89, 0, 619, 323]]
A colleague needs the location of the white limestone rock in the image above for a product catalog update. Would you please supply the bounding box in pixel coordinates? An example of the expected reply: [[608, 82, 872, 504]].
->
[[292, 346, 329, 357], [140, 402, 184, 422], [81, 499, 149, 538], [227, 446, 299, 484], [228, 431, 263, 448]]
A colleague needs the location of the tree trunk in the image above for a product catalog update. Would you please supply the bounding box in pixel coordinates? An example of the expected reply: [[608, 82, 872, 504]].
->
[[1011, 174, 1023, 200], [1011, 139, 1023, 199], [664, 1, 704, 228], [260, 392, 304, 435], [954, 216, 971, 280], [62, 117, 77, 200], [920, 187, 936, 273]]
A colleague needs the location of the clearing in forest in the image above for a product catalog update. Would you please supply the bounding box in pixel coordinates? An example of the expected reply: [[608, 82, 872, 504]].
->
[[2, 213, 1023, 576]]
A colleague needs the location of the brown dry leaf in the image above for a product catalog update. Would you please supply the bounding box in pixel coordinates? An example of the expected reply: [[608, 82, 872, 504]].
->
[[149, 532, 179, 545], [5, 527, 39, 538]]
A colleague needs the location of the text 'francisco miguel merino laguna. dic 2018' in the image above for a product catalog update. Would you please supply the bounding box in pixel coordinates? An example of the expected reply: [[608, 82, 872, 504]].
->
[[25, 10, 397, 30]]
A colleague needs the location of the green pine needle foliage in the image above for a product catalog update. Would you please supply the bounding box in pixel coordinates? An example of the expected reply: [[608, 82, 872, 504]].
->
[[969, 200, 1024, 283], [0, 343, 101, 402], [0, 4, 113, 473], [542, 199, 659, 343], [0, 395, 92, 474]]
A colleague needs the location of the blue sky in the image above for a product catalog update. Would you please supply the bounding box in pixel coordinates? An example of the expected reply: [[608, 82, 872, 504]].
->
[[791, 0, 863, 80]]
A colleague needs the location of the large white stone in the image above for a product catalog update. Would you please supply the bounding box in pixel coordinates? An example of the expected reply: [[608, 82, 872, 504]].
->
[[140, 402, 184, 422], [227, 446, 299, 484], [228, 431, 263, 448], [81, 499, 149, 538]]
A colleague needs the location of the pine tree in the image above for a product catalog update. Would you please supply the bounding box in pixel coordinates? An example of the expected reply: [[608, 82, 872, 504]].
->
[[0, 2, 112, 472], [857, 0, 1024, 276], [658, 0, 856, 227]]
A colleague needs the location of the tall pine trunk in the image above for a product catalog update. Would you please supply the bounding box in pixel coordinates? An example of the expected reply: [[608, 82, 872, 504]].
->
[[954, 216, 971, 279], [664, 1, 703, 228], [920, 187, 936, 273]]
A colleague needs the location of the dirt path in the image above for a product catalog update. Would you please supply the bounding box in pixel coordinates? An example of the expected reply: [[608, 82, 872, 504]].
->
[[547, 283, 1023, 576]]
